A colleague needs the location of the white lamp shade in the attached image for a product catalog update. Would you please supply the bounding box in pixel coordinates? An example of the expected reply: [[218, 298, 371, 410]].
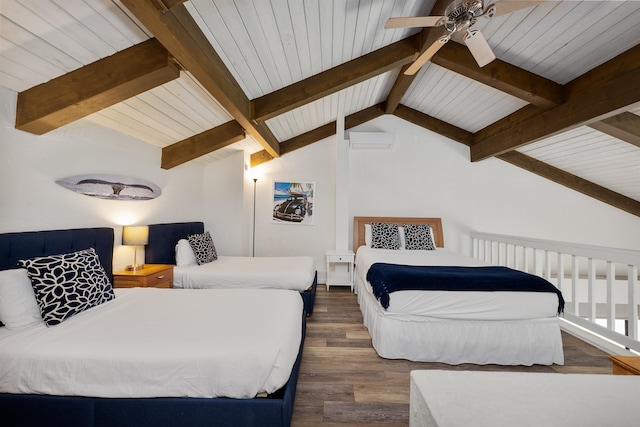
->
[[122, 226, 149, 246]]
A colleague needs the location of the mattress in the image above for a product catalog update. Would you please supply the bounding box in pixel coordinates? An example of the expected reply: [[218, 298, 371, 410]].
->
[[0, 288, 303, 399], [174, 255, 315, 292], [355, 246, 559, 320]]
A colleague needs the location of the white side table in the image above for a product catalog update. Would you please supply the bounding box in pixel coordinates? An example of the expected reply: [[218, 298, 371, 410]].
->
[[325, 249, 355, 291]]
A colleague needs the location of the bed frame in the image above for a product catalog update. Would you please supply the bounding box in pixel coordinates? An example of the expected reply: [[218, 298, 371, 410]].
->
[[0, 227, 304, 427], [145, 221, 317, 315], [351, 216, 564, 365], [353, 216, 444, 250]]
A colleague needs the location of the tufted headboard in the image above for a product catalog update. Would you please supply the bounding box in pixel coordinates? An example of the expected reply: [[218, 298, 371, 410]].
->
[[145, 222, 205, 265], [0, 227, 115, 282]]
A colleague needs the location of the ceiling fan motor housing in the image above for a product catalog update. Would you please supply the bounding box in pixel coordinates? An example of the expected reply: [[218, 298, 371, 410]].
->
[[444, 0, 485, 32]]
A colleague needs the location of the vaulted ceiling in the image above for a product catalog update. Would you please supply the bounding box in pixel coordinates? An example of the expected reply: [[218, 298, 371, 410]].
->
[[1, 0, 639, 216]]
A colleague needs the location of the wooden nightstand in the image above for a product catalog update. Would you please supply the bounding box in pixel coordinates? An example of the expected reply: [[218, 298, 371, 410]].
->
[[113, 264, 174, 288], [325, 250, 355, 291], [609, 355, 640, 375]]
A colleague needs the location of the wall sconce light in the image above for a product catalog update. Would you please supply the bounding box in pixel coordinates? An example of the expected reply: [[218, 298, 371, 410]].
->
[[122, 225, 149, 271]]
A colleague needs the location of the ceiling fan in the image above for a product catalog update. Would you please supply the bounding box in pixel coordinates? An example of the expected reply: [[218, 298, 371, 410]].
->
[[386, 0, 547, 75]]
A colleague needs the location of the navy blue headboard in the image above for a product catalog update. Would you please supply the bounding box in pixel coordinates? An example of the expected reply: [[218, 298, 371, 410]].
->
[[0, 227, 115, 282], [145, 222, 204, 265]]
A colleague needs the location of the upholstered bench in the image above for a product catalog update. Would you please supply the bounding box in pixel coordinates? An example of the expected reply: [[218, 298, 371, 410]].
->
[[410, 370, 640, 426]]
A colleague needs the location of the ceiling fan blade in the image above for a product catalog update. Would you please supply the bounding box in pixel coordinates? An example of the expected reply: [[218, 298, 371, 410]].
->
[[485, 1, 548, 17], [464, 29, 496, 67], [385, 16, 444, 29], [404, 34, 451, 75]]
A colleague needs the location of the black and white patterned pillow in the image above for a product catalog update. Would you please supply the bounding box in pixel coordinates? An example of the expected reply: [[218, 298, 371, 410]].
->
[[370, 223, 401, 250], [403, 224, 436, 250], [187, 231, 218, 264], [18, 248, 115, 326]]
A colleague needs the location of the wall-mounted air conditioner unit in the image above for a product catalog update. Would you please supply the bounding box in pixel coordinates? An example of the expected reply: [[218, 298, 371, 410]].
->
[[349, 132, 395, 150]]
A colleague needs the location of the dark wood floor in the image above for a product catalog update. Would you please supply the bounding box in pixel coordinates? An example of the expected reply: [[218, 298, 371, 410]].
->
[[290, 286, 613, 427]]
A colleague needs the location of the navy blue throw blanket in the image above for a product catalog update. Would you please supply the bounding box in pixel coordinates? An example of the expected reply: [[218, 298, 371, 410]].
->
[[366, 263, 564, 314]]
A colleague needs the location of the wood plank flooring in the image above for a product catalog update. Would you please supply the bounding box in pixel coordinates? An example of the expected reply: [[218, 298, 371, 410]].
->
[[290, 286, 613, 426]]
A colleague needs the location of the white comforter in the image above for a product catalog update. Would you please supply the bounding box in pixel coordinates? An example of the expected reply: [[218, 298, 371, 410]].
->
[[355, 246, 559, 320], [174, 256, 315, 292], [0, 288, 303, 399]]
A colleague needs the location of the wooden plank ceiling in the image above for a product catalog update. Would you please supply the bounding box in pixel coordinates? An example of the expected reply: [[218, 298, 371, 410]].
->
[[1, 0, 639, 216]]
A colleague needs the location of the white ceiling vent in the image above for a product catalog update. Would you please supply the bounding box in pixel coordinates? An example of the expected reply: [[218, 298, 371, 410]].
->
[[349, 132, 395, 150]]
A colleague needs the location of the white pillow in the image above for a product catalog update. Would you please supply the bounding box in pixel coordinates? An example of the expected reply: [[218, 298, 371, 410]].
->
[[364, 224, 372, 247], [399, 226, 406, 250], [175, 239, 198, 266], [0, 268, 43, 329]]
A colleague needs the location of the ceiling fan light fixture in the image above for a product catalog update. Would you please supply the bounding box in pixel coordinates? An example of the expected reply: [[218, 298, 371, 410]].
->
[[464, 28, 496, 67]]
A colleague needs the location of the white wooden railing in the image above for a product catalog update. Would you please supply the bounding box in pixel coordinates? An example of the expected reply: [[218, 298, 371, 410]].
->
[[471, 232, 640, 355]]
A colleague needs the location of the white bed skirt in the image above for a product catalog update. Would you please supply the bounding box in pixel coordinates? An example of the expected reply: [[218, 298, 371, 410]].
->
[[355, 274, 564, 365]]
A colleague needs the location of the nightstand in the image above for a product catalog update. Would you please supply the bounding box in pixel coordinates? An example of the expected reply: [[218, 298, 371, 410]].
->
[[325, 250, 355, 291], [609, 355, 640, 375], [113, 264, 174, 288]]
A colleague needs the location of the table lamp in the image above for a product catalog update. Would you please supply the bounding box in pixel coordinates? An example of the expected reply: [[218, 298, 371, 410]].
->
[[122, 225, 149, 271]]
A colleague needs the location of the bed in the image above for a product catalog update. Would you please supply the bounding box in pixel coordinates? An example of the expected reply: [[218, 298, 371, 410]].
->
[[0, 227, 305, 427], [144, 222, 318, 315], [353, 216, 564, 366]]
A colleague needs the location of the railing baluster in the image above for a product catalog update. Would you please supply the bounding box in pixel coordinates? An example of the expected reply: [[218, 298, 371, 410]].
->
[[507, 244, 514, 268], [557, 252, 565, 293], [484, 239, 489, 263], [628, 265, 638, 340], [588, 258, 596, 323], [533, 248, 541, 276], [606, 261, 615, 331], [571, 255, 579, 316], [544, 250, 551, 281]]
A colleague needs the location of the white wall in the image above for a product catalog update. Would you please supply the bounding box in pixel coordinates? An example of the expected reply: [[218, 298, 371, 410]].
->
[[203, 150, 248, 256], [348, 114, 640, 253], [0, 88, 205, 271], [249, 139, 337, 275]]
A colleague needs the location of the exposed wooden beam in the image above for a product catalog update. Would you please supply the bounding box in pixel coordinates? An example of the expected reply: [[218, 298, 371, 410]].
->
[[385, 63, 418, 114], [344, 103, 387, 131], [277, 122, 336, 157], [471, 45, 640, 161], [588, 112, 640, 148], [250, 150, 274, 168], [250, 103, 386, 167], [151, 0, 186, 11], [393, 104, 474, 146], [121, 0, 280, 158], [473, 104, 544, 143], [15, 38, 179, 135], [251, 38, 418, 122], [384, 0, 451, 114], [498, 151, 640, 217], [161, 120, 245, 169], [431, 42, 564, 108]]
